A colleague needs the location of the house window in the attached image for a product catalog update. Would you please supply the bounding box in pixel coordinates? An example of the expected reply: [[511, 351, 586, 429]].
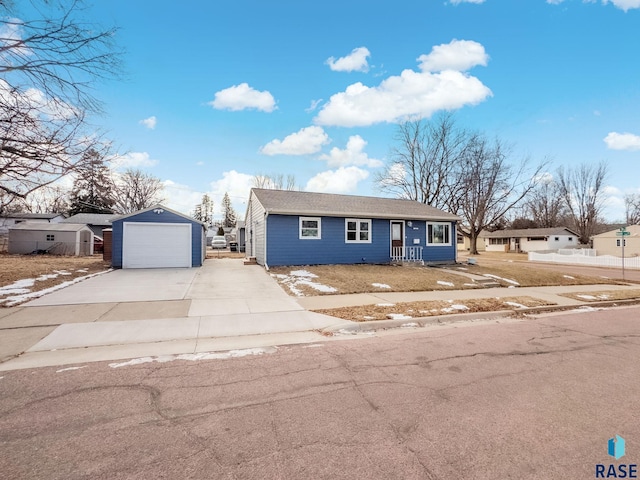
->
[[489, 238, 509, 245], [568, 237, 573, 241], [299, 217, 321, 239], [345, 219, 371, 243], [554, 237, 560, 241], [46, 234, 55, 241], [427, 222, 451, 245], [528, 236, 546, 241]]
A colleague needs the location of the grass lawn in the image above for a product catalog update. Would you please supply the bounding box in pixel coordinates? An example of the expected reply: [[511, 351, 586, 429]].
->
[[314, 296, 556, 322], [559, 289, 640, 302], [269, 261, 616, 297]]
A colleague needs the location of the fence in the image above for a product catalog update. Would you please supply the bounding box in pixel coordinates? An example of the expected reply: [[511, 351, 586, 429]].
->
[[7, 240, 93, 256], [529, 251, 640, 269], [391, 246, 424, 264]]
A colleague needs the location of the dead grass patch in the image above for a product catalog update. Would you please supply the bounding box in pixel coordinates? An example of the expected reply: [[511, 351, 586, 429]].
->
[[0, 253, 111, 307], [206, 250, 244, 259], [450, 263, 605, 287], [313, 296, 555, 321], [559, 289, 640, 302]]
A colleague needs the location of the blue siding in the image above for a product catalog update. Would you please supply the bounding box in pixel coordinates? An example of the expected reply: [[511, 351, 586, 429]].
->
[[111, 209, 204, 268], [264, 215, 457, 266], [424, 222, 457, 263]]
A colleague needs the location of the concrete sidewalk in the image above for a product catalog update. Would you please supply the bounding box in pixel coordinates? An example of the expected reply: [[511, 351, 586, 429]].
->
[[1, 258, 639, 371]]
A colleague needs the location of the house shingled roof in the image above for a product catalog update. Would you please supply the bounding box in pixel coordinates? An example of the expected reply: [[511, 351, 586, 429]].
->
[[251, 189, 460, 221], [480, 227, 578, 238], [61, 213, 115, 226]]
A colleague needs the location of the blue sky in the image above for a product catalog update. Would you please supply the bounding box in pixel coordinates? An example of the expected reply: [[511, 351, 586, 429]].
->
[[80, 0, 640, 221]]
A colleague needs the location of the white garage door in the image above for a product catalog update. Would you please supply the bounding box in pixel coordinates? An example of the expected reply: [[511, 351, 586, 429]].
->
[[123, 222, 192, 268]]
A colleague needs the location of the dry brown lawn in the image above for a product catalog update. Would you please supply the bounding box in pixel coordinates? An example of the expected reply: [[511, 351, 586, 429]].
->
[[0, 253, 111, 307], [559, 289, 640, 302], [269, 260, 613, 297], [313, 296, 555, 322]]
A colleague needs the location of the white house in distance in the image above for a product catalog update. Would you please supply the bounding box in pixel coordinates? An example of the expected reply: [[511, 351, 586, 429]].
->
[[481, 227, 579, 253], [0, 212, 65, 235], [592, 225, 640, 258]]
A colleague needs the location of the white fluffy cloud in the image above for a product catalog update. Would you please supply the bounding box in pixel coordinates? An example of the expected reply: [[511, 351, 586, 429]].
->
[[602, 0, 640, 11], [450, 0, 486, 5], [314, 40, 491, 127], [109, 151, 159, 170], [260, 126, 330, 156], [319, 135, 383, 168], [139, 116, 156, 129], [326, 47, 371, 72], [603, 132, 640, 151], [161, 180, 204, 216], [305, 166, 369, 194], [209, 83, 276, 112], [208, 170, 254, 215]]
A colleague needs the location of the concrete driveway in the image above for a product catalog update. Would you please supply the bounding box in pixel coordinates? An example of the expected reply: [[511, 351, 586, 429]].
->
[[0, 259, 347, 371]]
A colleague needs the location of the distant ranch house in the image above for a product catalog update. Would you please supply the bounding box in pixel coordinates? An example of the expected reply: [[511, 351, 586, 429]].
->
[[244, 188, 460, 268], [592, 225, 640, 258], [8, 223, 94, 256], [481, 227, 579, 253], [0, 212, 65, 235]]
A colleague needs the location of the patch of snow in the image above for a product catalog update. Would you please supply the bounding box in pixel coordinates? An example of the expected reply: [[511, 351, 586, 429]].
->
[[363, 316, 375, 320], [573, 306, 603, 312], [76, 269, 88, 273], [464, 283, 480, 287], [577, 294, 597, 300], [302, 344, 324, 348], [56, 366, 87, 373], [483, 274, 520, 286], [0, 278, 36, 297], [295, 279, 337, 293], [387, 313, 413, 320], [53, 270, 72, 276], [457, 267, 468, 271], [271, 273, 288, 279], [109, 347, 277, 368], [563, 275, 575, 280], [504, 301, 527, 309], [598, 294, 610, 299], [437, 280, 454, 287], [401, 322, 419, 328], [36, 273, 59, 282], [441, 304, 469, 313], [372, 283, 391, 289], [376, 303, 395, 307], [290, 270, 318, 278], [335, 329, 374, 336]]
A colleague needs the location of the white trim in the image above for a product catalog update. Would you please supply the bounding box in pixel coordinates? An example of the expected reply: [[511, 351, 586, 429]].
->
[[299, 216, 321, 239], [389, 220, 405, 255], [427, 222, 452, 246], [345, 218, 372, 244]]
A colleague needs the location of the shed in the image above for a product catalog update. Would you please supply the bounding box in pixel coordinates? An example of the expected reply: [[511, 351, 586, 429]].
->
[[8, 223, 93, 255], [110, 205, 206, 269], [244, 189, 460, 267]]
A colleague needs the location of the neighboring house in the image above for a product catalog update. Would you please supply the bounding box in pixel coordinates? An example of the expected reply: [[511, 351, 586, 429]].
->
[[110, 205, 206, 269], [244, 189, 460, 267], [0, 213, 65, 235], [457, 231, 485, 252], [233, 221, 246, 252], [481, 227, 579, 253], [592, 225, 640, 258], [61, 213, 114, 238], [8, 223, 93, 256]]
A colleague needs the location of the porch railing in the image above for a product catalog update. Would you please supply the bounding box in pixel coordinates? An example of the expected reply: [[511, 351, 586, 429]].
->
[[391, 246, 424, 264]]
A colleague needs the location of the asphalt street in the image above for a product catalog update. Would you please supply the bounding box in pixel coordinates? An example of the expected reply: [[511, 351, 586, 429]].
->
[[1, 305, 639, 479]]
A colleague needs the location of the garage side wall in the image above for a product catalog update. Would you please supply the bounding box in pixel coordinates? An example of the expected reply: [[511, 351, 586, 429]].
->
[[112, 210, 204, 268]]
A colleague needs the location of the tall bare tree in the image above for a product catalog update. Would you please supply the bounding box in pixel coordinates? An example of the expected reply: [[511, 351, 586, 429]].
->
[[557, 162, 608, 244], [112, 169, 164, 214], [457, 134, 545, 254], [376, 113, 467, 211], [524, 175, 568, 228], [253, 173, 298, 190], [624, 193, 640, 225], [0, 0, 121, 209]]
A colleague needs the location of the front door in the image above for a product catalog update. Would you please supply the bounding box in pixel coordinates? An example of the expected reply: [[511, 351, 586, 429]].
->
[[391, 221, 404, 257]]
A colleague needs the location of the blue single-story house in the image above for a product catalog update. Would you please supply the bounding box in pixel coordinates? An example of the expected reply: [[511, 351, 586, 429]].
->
[[111, 205, 206, 269], [244, 189, 460, 268]]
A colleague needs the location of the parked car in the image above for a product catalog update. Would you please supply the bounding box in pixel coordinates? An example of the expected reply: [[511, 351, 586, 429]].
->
[[211, 235, 227, 249]]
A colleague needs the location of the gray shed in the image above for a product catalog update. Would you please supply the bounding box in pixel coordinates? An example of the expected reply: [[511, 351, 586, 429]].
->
[[8, 223, 94, 255]]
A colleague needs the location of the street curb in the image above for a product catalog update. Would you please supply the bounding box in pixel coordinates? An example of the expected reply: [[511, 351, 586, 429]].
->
[[321, 298, 640, 335]]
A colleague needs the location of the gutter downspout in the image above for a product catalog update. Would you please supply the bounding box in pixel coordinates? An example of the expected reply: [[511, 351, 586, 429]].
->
[[264, 210, 269, 270]]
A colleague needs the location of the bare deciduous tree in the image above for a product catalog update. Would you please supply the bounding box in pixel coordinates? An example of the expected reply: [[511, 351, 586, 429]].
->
[[0, 0, 121, 209], [524, 175, 569, 228], [557, 162, 608, 244], [624, 193, 640, 226], [457, 134, 545, 254], [112, 169, 164, 214], [253, 173, 298, 191], [376, 113, 467, 211]]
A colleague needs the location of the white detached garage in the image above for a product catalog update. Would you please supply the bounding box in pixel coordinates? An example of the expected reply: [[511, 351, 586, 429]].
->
[[111, 205, 206, 269]]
